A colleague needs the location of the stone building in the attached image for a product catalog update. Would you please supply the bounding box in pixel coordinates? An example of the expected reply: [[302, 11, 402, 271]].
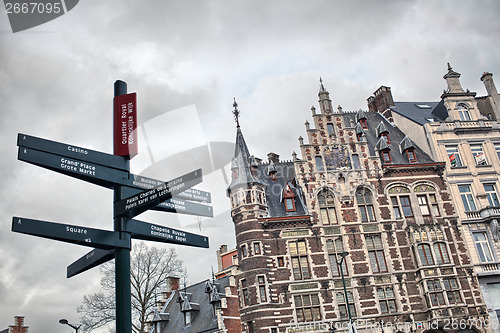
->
[[226, 80, 489, 332], [367, 65, 500, 328]]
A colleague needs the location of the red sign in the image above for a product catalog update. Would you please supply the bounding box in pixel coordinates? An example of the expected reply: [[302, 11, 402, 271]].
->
[[113, 93, 138, 158]]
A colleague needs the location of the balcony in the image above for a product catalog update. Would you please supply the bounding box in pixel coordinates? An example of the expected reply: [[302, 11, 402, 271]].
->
[[464, 206, 500, 221], [477, 262, 500, 276]]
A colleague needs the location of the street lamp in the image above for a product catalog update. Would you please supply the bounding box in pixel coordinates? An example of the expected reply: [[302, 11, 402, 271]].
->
[[59, 319, 81, 332], [336, 251, 356, 333]]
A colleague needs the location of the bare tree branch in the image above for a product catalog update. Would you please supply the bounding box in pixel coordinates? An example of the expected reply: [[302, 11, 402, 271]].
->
[[77, 242, 186, 333]]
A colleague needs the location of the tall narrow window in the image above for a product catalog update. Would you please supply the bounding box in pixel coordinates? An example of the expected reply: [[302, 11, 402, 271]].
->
[[473, 232, 494, 263], [356, 188, 375, 222], [495, 143, 500, 161], [446, 146, 463, 167], [253, 242, 261, 255], [391, 197, 401, 219], [336, 291, 356, 318], [241, 244, 248, 257], [471, 144, 487, 165], [289, 240, 311, 280], [318, 190, 337, 225], [458, 184, 477, 212], [315, 156, 325, 172], [366, 235, 387, 273], [283, 184, 296, 212], [327, 123, 335, 136], [294, 294, 321, 322], [359, 119, 368, 129], [429, 194, 440, 216], [241, 279, 250, 306], [457, 104, 471, 121], [381, 132, 390, 144], [417, 195, 431, 216], [257, 276, 267, 302], [417, 244, 434, 266], [433, 242, 450, 264], [400, 196, 413, 217], [352, 154, 361, 169], [377, 287, 397, 313], [484, 183, 500, 207], [327, 238, 347, 277]]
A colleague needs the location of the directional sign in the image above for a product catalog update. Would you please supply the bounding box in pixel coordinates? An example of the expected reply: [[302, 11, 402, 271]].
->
[[67, 249, 115, 278], [126, 174, 211, 203], [18, 147, 129, 189], [18, 133, 129, 171], [124, 219, 209, 248], [12, 217, 130, 250], [121, 186, 213, 217], [114, 169, 203, 218]]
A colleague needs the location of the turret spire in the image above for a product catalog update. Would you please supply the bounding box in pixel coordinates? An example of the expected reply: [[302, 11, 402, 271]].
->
[[233, 98, 240, 128], [319, 77, 326, 92]]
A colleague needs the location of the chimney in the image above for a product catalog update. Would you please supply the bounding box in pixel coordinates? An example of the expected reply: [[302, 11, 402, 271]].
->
[[217, 245, 228, 271], [481, 72, 500, 117], [368, 86, 394, 113], [267, 152, 280, 163], [9, 316, 28, 333], [164, 276, 180, 299]]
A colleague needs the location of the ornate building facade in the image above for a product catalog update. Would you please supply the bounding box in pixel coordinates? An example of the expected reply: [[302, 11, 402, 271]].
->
[[227, 80, 489, 333], [368, 65, 500, 328]]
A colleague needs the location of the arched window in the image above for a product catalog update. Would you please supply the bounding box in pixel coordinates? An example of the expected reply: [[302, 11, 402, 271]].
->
[[456, 103, 471, 121], [417, 244, 434, 266], [318, 190, 338, 225], [433, 242, 450, 264], [356, 188, 375, 222]]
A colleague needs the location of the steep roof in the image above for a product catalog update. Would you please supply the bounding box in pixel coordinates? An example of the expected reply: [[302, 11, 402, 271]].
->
[[227, 128, 266, 192], [158, 276, 231, 333], [346, 112, 436, 165]]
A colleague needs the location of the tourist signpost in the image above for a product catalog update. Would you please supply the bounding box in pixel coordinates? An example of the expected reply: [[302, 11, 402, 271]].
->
[[11, 80, 212, 333]]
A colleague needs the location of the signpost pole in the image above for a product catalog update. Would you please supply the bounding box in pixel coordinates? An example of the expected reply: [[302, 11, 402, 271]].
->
[[114, 80, 132, 333]]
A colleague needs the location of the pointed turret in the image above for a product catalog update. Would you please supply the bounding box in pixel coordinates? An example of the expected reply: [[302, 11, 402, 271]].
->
[[318, 77, 333, 114]]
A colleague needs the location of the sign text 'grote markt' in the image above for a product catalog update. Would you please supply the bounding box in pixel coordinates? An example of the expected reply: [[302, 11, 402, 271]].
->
[[11, 80, 212, 333]]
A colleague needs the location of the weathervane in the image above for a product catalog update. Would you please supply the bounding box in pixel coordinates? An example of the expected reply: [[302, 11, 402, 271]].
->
[[233, 98, 240, 128]]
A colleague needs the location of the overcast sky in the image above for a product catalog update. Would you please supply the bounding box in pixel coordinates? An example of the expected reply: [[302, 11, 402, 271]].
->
[[1, 0, 500, 332]]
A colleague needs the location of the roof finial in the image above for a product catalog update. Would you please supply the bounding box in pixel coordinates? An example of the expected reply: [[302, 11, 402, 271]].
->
[[447, 62, 452, 72], [233, 98, 240, 128], [319, 77, 326, 92]]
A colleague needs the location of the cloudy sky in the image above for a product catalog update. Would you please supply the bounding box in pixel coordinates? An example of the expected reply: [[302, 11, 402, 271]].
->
[[1, 0, 500, 331]]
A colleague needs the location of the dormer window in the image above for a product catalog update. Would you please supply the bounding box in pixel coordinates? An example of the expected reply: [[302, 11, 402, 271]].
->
[[232, 168, 238, 179], [359, 118, 368, 129], [381, 150, 392, 164], [357, 133, 363, 142], [284, 184, 296, 212], [271, 173, 277, 181], [407, 149, 417, 163]]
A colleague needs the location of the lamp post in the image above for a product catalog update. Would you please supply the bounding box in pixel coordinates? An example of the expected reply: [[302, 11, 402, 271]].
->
[[336, 251, 356, 333], [58, 319, 81, 332]]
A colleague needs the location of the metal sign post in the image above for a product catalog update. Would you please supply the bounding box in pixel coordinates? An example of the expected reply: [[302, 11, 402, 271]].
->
[[11, 80, 213, 333]]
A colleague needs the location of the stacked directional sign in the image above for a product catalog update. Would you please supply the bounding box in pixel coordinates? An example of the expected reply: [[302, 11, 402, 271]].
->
[[12, 132, 213, 331]]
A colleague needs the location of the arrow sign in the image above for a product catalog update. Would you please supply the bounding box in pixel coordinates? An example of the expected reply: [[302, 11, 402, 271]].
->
[[124, 219, 209, 248], [18, 147, 129, 189], [18, 133, 129, 171], [126, 173, 211, 203], [114, 169, 203, 218], [67, 249, 115, 278], [12, 217, 130, 250]]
